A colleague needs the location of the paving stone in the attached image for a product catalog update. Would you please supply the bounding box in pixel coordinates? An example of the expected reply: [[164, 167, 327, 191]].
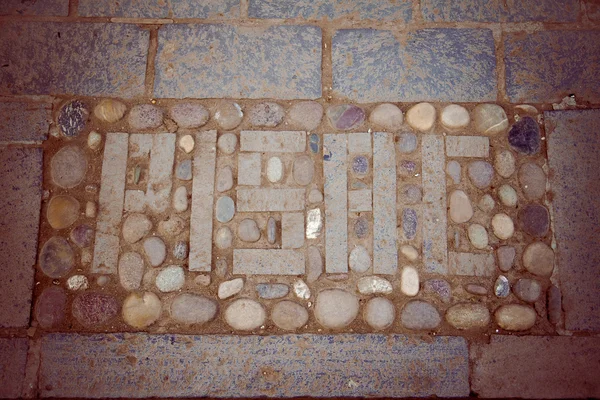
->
[[472, 336, 600, 398], [145, 133, 176, 213], [332, 28, 496, 102], [445, 136, 489, 158], [546, 110, 600, 331], [0, 338, 28, 398], [449, 252, 495, 277], [282, 213, 304, 249], [0, 102, 51, 142], [233, 249, 305, 275], [271, 301, 308, 330], [505, 31, 600, 103], [347, 132, 371, 154], [240, 131, 306, 153], [0, 22, 148, 97], [315, 289, 359, 329], [155, 25, 321, 99], [35, 286, 67, 328], [348, 189, 372, 212], [0, 0, 68, 15], [237, 153, 262, 186], [237, 188, 305, 212], [363, 297, 395, 330], [79, 0, 237, 17], [293, 155, 314, 185]]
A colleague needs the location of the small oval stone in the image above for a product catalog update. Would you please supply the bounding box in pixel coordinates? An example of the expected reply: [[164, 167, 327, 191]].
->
[[39, 237, 74, 278], [293, 155, 314, 186], [449, 190, 473, 223], [306, 246, 323, 283], [85, 201, 96, 218], [128, 104, 163, 130], [466, 284, 488, 296], [309, 133, 319, 153], [72, 292, 119, 327], [59, 100, 89, 137], [494, 275, 510, 298], [122, 292, 162, 328], [478, 194, 495, 213], [446, 160, 461, 184], [326, 104, 365, 130], [513, 279, 542, 303], [363, 297, 395, 330], [157, 215, 185, 237], [224, 298, 266, 331], [87, 131, 102, 150], [399, 160, 417, 176], [468, 161, 494, 189], [176, 159, 192, 181], [401, 266, 419, 296], [497, 246, 516, 272], [155, 265, 185, 292], [215, 226, 233, 249], [288, 101, 323, 131], [400, 184, 422, 204], [494, 150, 516, 178], [143, 236, 167, 267], [118, 251, 145, 291], [357, 276, 392, 295], [216, 196, 235, 223], [472, 104, 508, 135], [69, 224, 94, 248], [423, 279, 452, 303], [94, 99, 126, 123], [396, 132, 418, 154], [314, 289, 359, 329], [215, 101, 243, 130], [406, 102, 436, 132], [441, 104, 470, 129], [35, 286, 67, 328], [400, 245, 419, 261], [468, 224, 489, 249], [169, 102, 209, 128], [218, 278, 244, 299], [446, 303, 490, 330], [498, 184, 518, 207], [267, 157, 284, 183], [402, 208, 418, 240], [354, 217, 369, 238], [509, 116, 540, 155], [170, 294, 217, 325], [256, 283, 289, 299], [248, 102, 284, 127], [401, 300, 441, 330], [518, 163, 546, 200], [518, 203, 550, 237], [122, 213, 152, 244], [352, 155, 368, 175], [272, 301, 309, 331], [179, 134, 195, 153], [523, 242, 554, 277], [369, 103, 403, 130], [216, 166, 234, 193], [50, 146, 87, 189], [492, 213, 514, 240], [173, 241, 188, 260], [495, 304, 536, 331], [217, 133, 238, 154], [238, 218, 260, 242], [173, 186, 188, 212], [267, 217, 276, 244]]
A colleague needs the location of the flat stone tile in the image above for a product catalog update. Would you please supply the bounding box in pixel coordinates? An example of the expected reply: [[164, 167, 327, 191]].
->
[[0, 102, 51, 142], [249, 0, 412, 21], [92, 232, 120, 275], [348, 189, 372, 212], [505, 31, 600, 103], [0, 338, 28, 398], [0, 22, 148, 97], [129, 133, 152, 158], [155, 24, 322, 99], [546, 110, 600, 331], [240, 131, 306, 153], [233, 249, 305, 275], [146, 133, 176, 213], [0, 0, 68, 16], [588, 1, 600, 21], [79, 0, 239, 18], [347, 132, 371, 154], [281, 213, 304, 249], [0, 148, 41, 327], [421, 0, 579, 22], [445, 136, 490, 158], [332, 28, 496, 102], [237, 188, 305, 212], [40, 333, 469, 398], [472, 335, 600, 398], [237, 153, 262, 186], [448, 252, 495, 277]]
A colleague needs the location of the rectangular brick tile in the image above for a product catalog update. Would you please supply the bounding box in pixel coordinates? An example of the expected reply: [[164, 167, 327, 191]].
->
[[449, 252, 495, 276], [546, 110, 600, 331], [155, 24, 322, 99], [237, 188, 305, 212], [347, 132, 371, 153], [505, 31, 600, 103], [79, 0, 239, 18], [0, 102, 51, 142], [233, 249, 305, 274], [0, 338, 28, 398], [445, 136, 490, 158], [421, 0, 579, 22], [249, 0, 412, 21], [472, 335, 600, 398], [332, 28, 496, 102], [281, 213, 304, 249], [0, 148, 41, 327], [0, 22, 148, 97], [240, 131, 306, 153], [0, 0, 68, 16], [348, 189, 372, 212], [145, 133, 175, 213], [40, 333, 469, 398], [237, 153, 262, 186]]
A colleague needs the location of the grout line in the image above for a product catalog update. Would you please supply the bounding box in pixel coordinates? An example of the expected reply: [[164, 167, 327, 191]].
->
[[144, 28, 160, 99], [68, 0, 78, 17], [493, 26, 509, 103], [21, 338, 41, 399], [321, 26, 333, 102], [240, 0, 249, 19]]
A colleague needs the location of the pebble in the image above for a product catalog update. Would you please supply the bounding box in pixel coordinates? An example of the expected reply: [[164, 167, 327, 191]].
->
[[363, 297, 395, 330], [399, 160, 417, 176], [441, 104, 470, 129], [69, 224, 94, 248], [449, 190, 473, 223], [423, 279, 452, 303], [215, 226, 233, 249], [267, 217, 277, 244], [352, 155, 368, 175], [468, 161, 494, 189], [224, 299, 266, 331], [400, 184, 422, 204], [238, 218, 260, 242], [50, 146, 87, 189], [272, 301, 308, 330], [509, 116, 540, 155], [267, 157, 284, 183], [93, 99, 126, 123], [47, 195, 80, 230], [468, 224, 489, 249], [195, 274, 211, 286], [519, 204, 550, 237], [87, 131, 102, 150], [357, 276, 392, 295], [513, 279, 542, 302], [81, 248, 92, 265], [216, 166, 234, 193], [495, 304, 536, 331], [288, 101, 323, 131], [492, 213, 514, 240], [173, 186, 188, 212], [256, 283, 289, 299], [85, 201, 96, 218], [478, 194, 495, 213], [306, 246, 323, 283], [164, 118, 177, 132], [293, 155, 314, 186], [406, 102, 436, 132], [157, 215, 186, 237], [445, 303, 490, 329], [217, 133, 238, 154], [169, 103, 209, 128], [401, 266, 419, 296], [314, 289, 359, 329], [515, 104, 538, 114], [326, 104, 365, 130], [248, 102, 284, 127], [547, 285, 562, 324], [58, 100, 89, 137], [465, 284, 488, 296], [494, 150, 516, 178], [497, 246, 516, 272], [179, 134, 195, 153], [309, 133, 319, 153], [518, 163, 546, 200], [215, 101, 243, 130], [170, 294, 217, 325], [498, 184, 518, 207], [400, 245, 419, 261], [396, 132, 418, 154], [218, 278, 244, 299], [401, 300, 441, 330], [155, 265, 185, 292], [67, 275, 88, 291], [143, 237, 167, 267], [472, 104, 508, 135], [122, 213, 152, 244], [72, 292, 118, 327], [35, 286, 66, 328], [306, 208, 322, 239], [118, 251, 144, 291], [523, 242, 554, 277], [369, 103, 403, 130], [446, 160, 461, 184], [402, 208, 418, 240], [122, 292, 162, 328], [128, 104, 163, 130], [215, 196, 235, 223], [354, 217, 369, 238], [96, 275, 109, 286], [39, 237, 74, 278], [293, 279, 311, 299], [308, 189, 323, 203], [176, 159, 192, 181], [173, 241, 188, 260], [494, 275, 510, 298]]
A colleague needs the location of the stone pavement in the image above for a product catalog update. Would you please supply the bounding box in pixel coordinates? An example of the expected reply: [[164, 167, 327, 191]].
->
[[1, 0, 600, 398]]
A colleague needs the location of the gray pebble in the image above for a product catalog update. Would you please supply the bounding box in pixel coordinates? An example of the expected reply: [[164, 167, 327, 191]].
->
[[397, 132, 417, 153], [176, 159, 192, 181], [216, 196, 235, 223], [494, 275, 510, 298], [256, 283, 289, 299], [173, 241, 188, 260]]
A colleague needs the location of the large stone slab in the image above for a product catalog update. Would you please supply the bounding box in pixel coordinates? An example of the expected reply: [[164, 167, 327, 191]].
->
[[0, 148, 41, 327], [237, 188, 305, 212], [233, 250, 305, 275], [546, 109, 600, 331], [472, 335, 600, 398], [0, 0, 68, 16], [39, 333, 469, 398], [332, 28, 496, 102], [0, 22, 148, 97], [505, 31, 600, 103], [0, 102, 51, 142], [0, 338, 28, 398], [240, 131, 306, 153], [78, 0, 239, 18], [155, 24, 322, 99]]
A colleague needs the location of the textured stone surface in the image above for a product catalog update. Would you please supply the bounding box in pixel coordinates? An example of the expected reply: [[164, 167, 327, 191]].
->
[[156, 25, 321, 99], [237, 189, 305, 212], [332, 28, 496, 102], [241, 131, 306, 153], [0, 102, 51, 142], [0, 338, 28, 398], [0, 22, 148, 97], [0, 0, 68, 15], [79, 0, 239, 18], [233, 250, 305, 275], [449, 252, 495, 276], [445, 136, 489, 158]]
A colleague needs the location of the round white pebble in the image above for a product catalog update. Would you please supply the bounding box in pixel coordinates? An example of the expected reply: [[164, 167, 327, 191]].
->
[[498, 184, 518, 207], [224, 298, 266, 331], [401, 266, 419, 296], [155, 265, 185, 292], [267, 156, 283, 183], [179, 134, 195, 153], [492, 213, 515, 240], [406, 102, 436, 132], [217, 133, 237, 154], [468, 224, 489, 249], [441, 104, 470, 129], [363, 297, 395, 330], [349, 245, 371, 273], [314, 289, 359, 329]]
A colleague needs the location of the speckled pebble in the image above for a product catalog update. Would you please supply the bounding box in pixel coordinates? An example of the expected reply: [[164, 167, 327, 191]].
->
[[217, 133, 238, 154], [256, 283, 289, 299], [357, 276, 392, 295], [396, 132, 417, 154], [354, 217, 368, 238], [59, 100, 89, 137], [352, 155, 368, 175], [215, 101, 243, 130], [363, 297, 395, 330], [118, 251, 144, 291], [67, 275, 88, 291], [249, 102, 284, 127], [72, 292, 118, 327], [423, 279, 452, 303], [157, 215, 186, 237], [402, 208, 418, 240], [169, 102, 209, 129], [128, 104, 163, 130], [326, 104, 365, 130], [399, 160, 417, 176], [155, 265, 185, 292], [400, 300, 441, 330], [173, 241, 188, 260]]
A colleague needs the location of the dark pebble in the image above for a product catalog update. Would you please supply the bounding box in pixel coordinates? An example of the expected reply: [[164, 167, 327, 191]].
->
[[508, 116, 540, 155], [72, 292, 119, 327], [402, 208, 417, 240], [352, 155, 368, 175], [58, 100, 88, 137], [518, 203, 550, 237], [354, 217, 369, 239], [69, 224, 94, 248]]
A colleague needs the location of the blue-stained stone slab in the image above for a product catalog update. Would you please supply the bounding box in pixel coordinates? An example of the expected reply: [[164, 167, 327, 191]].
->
[[546, 109, 600, 332], [0, 0, 68, 16], [421, 0, 579, 22], [0, 338, 28, 398], [78, 0, 240, 18], [40, 333, 469, 398], [0, 22, 148, 97], [249, 0, 412, 21], [155, 24, 322, 99], [332, 28, 496, 102], [505, 31, 600, 103], [0, 102, 51, 142]]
